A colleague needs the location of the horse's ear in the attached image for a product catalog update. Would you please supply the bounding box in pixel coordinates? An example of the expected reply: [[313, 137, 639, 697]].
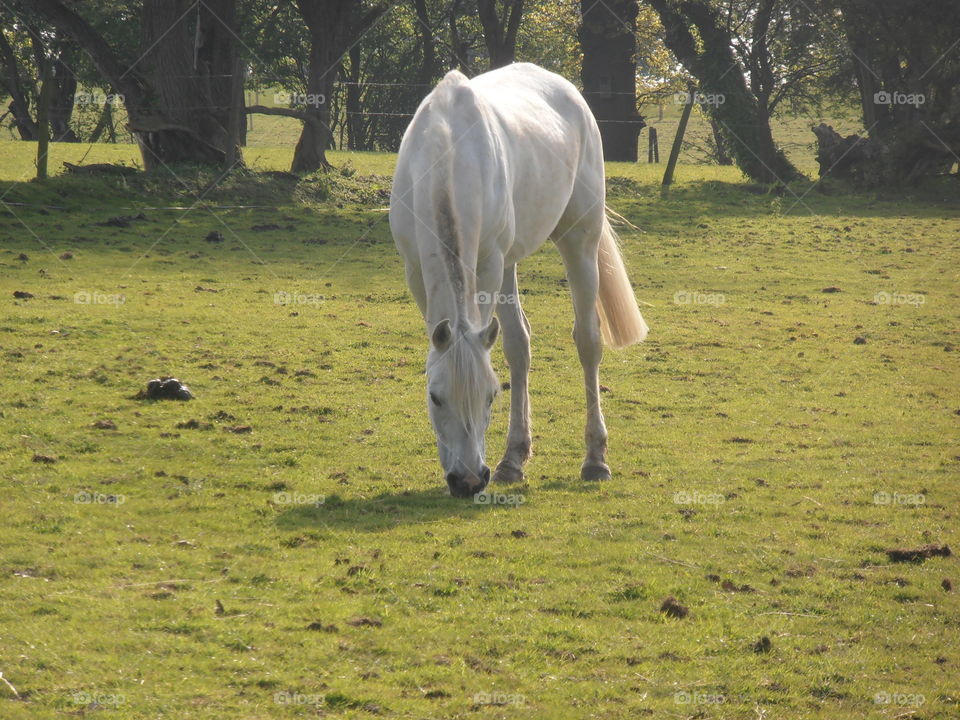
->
[[431, 318, 452, 351], [480, 316, 499, 350]]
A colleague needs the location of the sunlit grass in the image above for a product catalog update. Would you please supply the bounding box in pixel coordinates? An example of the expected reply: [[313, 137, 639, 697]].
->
[[0, 140, 958, 719]]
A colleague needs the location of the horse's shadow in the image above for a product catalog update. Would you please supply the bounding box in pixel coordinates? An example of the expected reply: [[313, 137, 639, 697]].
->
[[275, 485, 533, 533]]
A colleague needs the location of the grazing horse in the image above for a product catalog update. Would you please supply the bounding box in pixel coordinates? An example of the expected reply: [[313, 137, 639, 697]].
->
[[389, 63, 648, 498]]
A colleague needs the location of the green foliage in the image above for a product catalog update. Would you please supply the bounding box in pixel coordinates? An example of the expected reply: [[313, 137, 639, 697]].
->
[[516, 0, 581, 80]]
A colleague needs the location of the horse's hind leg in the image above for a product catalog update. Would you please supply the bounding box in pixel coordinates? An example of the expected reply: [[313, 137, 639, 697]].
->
[[554, 209, 610, 482], [493, 264, 532, 484]]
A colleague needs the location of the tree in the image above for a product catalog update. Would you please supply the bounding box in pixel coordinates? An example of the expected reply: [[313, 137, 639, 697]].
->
[[448, 0, 480, 74], [0, 8, 79, 142], [411, 0, 440, 84], [0, 18, 38, 140], [832, 0, 960, 183], [30, 0, 243, 169], [515, 0, 580, 80], [288, 0, 388, 172], [645, 0, 801, 183], [477, 0, 524, 68], [579, 0, 645, 161]]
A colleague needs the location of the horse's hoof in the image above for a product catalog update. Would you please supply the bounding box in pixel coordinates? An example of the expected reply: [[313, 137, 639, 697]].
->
[[493, 462, 525, 485], [581, 463, 611, 482]]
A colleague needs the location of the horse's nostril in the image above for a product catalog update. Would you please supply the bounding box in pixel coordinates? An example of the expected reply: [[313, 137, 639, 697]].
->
[[481, 466, 491, 483], [446, 472, 459, 486]]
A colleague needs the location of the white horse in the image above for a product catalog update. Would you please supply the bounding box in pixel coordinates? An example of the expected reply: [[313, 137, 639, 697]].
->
[[389, 63, 648, 498]]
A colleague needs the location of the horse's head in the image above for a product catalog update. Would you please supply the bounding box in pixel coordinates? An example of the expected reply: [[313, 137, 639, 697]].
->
[[426, 317, 500, 497]]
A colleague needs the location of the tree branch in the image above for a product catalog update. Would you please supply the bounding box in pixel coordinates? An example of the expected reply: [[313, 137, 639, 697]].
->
[[29, 0, 145, 108], [246, 104, 322, 126]]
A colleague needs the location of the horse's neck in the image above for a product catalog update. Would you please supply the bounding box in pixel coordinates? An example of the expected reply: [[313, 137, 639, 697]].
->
[[421, 248, 479, 329]]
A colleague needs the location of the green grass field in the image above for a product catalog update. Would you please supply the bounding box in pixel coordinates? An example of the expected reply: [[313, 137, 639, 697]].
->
[[5, 84, 860, 177], [1, 139, 958, 719]]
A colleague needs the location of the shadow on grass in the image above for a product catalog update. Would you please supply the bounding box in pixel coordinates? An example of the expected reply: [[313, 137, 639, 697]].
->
[[275, 486, 532, 532], [607, 175, 960, 224]]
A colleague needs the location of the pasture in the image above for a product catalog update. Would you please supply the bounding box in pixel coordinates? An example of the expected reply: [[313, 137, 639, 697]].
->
[[1, 140, 958, 719]]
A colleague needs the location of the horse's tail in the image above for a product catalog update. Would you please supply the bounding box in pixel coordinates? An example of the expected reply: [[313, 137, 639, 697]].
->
[[596, 216, 648, 348]]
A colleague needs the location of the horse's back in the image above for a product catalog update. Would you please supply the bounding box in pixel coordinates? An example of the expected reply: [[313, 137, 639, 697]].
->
[[391, 63, 604, 270], [471, 64, 603, 258]]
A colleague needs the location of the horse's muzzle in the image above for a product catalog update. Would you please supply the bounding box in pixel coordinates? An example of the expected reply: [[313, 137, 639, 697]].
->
[[446, 467, 490, 498]]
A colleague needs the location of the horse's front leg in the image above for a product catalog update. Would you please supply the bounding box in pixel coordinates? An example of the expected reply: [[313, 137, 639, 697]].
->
[[493, 264, 532, 484], [558, 237, 610, 482]]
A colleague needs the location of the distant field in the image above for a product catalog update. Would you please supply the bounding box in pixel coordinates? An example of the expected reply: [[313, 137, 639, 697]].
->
[[1, 84, 861, 177], [1, 139, 958, 719]]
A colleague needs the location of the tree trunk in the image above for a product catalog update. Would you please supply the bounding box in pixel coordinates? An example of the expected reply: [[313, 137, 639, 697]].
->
[[708, 115, 732, 165], [137, 0, 241, 169], [31, 0, 242, 169], [237, 77, 247, 147], [449, 0, 472, 74], [579, 0, 644, 161], [291, 15, 336, 172], [412, 0, 438, 84], [47, 45, 78, 142], [477, 0, 525, 69], [645, 0, 800, 183], [0, 24, 38, 140], [811, 123, 879, 182], [836, 0, 959, 184], [291, 0, 387, 173], [200, 0, 244, 164]]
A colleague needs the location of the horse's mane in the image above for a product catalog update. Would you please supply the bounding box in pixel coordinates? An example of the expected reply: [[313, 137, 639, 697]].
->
[[429, 326, 496, 435]]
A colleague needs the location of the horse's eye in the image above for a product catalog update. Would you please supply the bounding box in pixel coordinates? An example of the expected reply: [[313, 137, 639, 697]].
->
[[430, 392, 442, 407]]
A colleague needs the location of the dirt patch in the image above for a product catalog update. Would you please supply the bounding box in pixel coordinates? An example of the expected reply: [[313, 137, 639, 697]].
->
[[886, 544, 951, 562], [176, 419, 213, 430], [346, 616, 382, 628], [306, 621, 338, 632], [659, 596, 689, 619], [96, 212, 145, 228]]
